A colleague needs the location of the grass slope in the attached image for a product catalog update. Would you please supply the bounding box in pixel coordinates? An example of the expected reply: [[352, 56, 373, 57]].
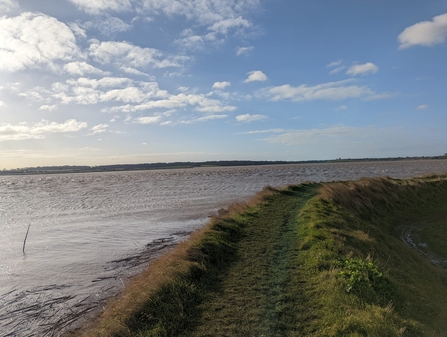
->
[[73, 175, 447, 337]]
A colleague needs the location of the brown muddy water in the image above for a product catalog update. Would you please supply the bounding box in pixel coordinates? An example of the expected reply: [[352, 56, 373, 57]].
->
[[1, 160, 447, 336]]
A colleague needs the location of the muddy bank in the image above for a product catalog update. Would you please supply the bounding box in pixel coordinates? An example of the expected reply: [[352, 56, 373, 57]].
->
[[0, 232, 189, 337]]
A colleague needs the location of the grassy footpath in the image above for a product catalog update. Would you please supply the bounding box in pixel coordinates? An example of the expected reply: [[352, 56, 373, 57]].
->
[[73, 175, 447, 337], [192, 184, 317, 336]]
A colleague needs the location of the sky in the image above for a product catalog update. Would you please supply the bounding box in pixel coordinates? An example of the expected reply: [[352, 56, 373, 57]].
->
[[0, 0, 447, 169]]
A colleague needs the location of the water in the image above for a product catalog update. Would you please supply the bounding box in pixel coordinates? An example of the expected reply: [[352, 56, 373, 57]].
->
[[1, 160, 447, 336]]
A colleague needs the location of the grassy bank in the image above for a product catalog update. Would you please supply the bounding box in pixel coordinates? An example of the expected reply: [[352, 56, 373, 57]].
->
[[72, 175, 447, 337]]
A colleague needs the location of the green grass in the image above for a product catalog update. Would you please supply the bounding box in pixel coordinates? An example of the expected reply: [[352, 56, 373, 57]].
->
[[75, 175, 447, 337], [305, 176, 447, 336], [192, 184, 317, 336], [421, 218, 447, 258]]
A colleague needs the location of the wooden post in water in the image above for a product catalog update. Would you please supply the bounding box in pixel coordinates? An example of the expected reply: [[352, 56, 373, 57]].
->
[[23, 224, 31, 254]]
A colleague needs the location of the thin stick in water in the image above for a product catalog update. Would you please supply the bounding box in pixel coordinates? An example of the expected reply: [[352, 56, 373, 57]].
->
[[23, 224, 31, 254]]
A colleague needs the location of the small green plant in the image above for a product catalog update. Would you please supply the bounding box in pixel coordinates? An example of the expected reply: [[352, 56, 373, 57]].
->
[[339, 258, 392, 298]]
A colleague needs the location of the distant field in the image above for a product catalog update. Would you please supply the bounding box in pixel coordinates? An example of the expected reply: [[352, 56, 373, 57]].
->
[[72, 175, 447, 337]]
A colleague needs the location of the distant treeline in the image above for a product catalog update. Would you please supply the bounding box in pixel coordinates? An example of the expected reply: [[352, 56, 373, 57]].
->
[[1, 156, 447, 176]]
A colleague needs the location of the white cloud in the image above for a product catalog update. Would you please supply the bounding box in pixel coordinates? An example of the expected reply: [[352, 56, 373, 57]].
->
[[209, 16, 251, 34], [80, 15, 132, 35], [67, 22, 87, 39], [177, 86, 190, 93], [174, 31, 218, 50], [0, 0, 18, 13], [100, 87, 155, 103], [63, 62, 109, 76], [68, 0, 132, 14], [196, 114, 228, 121], [238, 128, 285, 135], [346, 62, 379, 76], [181, 114, 228, 124], [139, 0, 260, 48], [89, 40, 186, 69], [195, 105, 237, 113], [180, 28, 194, 37], [0, 13, 80, 73], [18, 87, 51, 102], [326, 60, 342, 68], [336, 105, 348, 111], [0, 119, 87, 141], [136, 116, 162, 124], [212, 81, 231, 89], [399, 13, 447, 49], [38, 104, 57, 111], [236, 46, 254, 56], [236, 113, 267, 122], [0, 100, 6, 107], [104, 92, 236, 114], [139, 0, 260, 27], [66, 76, 134, 89], [261, 79, 380, 102], [120, 67, 152, 77], [329, 66, 346, 75], [51, 77, 171, 105], [175, 35, 205, 49], [244, 70, 267, 83], [23, 75, 237, 125], [91, 123, 109, 134], [416, 104, 429, 110]]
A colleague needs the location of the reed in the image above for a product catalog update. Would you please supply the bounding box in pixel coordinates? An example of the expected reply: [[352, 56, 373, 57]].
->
[[22, 224, 31, 254]]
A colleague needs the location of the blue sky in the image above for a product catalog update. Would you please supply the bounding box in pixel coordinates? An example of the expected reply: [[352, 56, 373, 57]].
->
[[0, 0, 446, 169]]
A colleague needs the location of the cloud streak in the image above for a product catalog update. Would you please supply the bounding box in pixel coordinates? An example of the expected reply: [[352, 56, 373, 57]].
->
[[0, 119, 88, 141], [68, 0, 132, 14], [236, 114, 267, 122], [89, 40, 187, 69], [236, 46, 254, 56], [260, 79, 383, 102]]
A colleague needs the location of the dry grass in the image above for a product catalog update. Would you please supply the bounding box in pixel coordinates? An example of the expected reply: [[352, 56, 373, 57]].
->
[[318, 177, 400, 212]]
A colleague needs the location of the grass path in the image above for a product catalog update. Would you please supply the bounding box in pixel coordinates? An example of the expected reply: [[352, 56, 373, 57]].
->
[[192, 185, 317, 336]]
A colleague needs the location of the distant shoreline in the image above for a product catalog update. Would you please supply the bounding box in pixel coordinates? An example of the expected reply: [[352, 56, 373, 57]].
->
[[2, 156, 447, 176]]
